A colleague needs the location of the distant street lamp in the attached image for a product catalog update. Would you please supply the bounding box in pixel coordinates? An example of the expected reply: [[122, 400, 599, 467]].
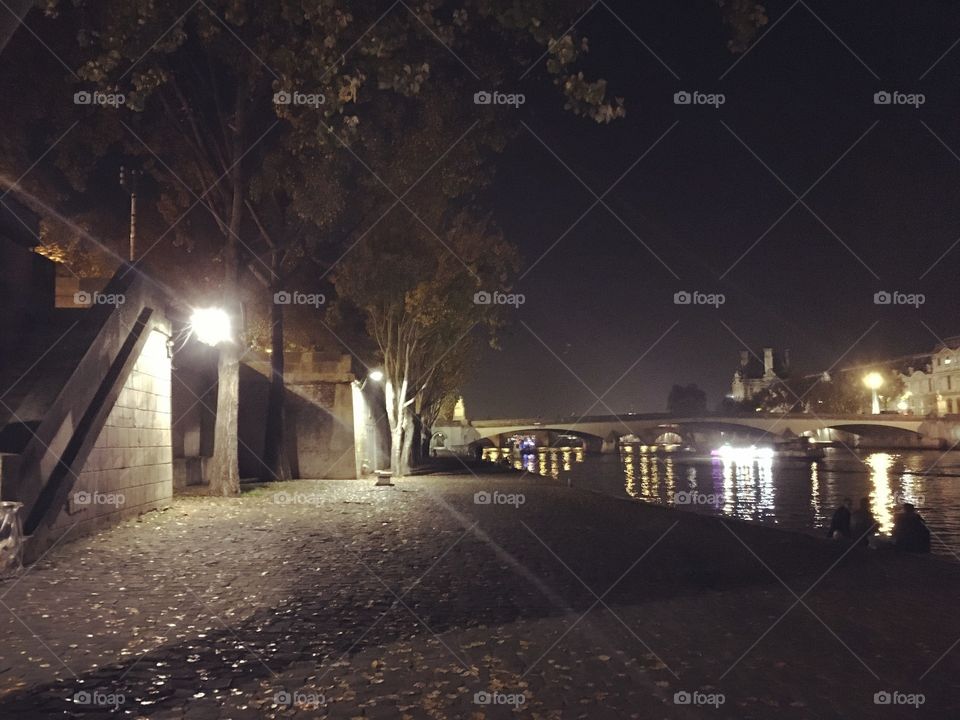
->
[[190, 307, 232, 347], [863, 372, 884, 414]]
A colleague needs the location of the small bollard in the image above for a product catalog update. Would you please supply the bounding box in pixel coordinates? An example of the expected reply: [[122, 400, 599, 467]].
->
[[0, 501, 24, 576], [374, 470, 394, 487]]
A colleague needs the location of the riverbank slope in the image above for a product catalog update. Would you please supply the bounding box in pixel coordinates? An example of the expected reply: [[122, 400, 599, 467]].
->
[[0, 467, 957, 718]]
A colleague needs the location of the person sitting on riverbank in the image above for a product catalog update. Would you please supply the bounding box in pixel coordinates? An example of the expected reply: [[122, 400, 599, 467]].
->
[[849, 497, 876, 546], [827, 498, 852, 540], [892, 503, 930, 553]]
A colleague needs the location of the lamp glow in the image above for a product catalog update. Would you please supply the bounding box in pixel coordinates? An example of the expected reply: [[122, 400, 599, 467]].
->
[[190, 307, 231, 347], [712, 444, 774, 464], [863, 372, 883, 414], [368, 369, 384, 382]]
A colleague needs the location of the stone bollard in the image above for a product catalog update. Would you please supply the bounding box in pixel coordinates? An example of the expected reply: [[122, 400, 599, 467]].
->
[[0, 501, 24, 576]]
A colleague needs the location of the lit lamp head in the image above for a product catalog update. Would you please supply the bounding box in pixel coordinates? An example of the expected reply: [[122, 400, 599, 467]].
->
[[356, 368, 384, 391], [189, 307, 232, 347], [863, 372, 884, 390]]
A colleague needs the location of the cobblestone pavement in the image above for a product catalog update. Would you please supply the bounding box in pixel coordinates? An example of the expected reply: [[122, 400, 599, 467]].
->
[[1, 472, 960, 718]]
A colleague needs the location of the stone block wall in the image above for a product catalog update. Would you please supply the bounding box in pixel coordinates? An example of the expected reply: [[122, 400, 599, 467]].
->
[[49, 330, 173, 536]]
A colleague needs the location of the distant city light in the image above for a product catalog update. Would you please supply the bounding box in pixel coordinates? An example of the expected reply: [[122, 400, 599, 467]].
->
[[712, 444, 774, 464], [863, 372, 883, 414], [189, 307, 231, 347]]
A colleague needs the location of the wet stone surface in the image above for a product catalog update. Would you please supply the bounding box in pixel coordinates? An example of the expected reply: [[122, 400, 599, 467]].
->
[[0, 475, 959, 718]]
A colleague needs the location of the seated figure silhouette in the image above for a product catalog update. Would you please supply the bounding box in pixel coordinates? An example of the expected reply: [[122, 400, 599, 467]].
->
[[892, 503, 930, 553]]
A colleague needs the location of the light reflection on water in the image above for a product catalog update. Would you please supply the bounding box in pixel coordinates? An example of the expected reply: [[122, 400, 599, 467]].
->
[[482, 445, 960, 553]]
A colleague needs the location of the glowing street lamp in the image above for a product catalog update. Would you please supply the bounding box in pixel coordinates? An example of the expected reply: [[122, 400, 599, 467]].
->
[[863, 372, 884, 414], [368, 369, 384, 383], [189, 307, 232, 347]]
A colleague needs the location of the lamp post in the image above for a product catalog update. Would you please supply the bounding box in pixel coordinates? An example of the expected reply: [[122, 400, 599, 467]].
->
[[354, 370, 390, 485], [863, 372, 883, 415]]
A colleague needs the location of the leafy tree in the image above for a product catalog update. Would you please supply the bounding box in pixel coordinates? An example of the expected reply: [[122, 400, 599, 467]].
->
[[26, 0, 766, 486], [332, 211, 518, 476], [50, 0, 626, 491]]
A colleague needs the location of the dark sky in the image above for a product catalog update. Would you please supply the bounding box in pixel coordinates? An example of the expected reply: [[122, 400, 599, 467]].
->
[[465, 0, 960, 419]]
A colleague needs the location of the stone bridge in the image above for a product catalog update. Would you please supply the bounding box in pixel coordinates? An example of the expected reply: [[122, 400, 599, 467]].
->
[[470, 413, 960, 451]]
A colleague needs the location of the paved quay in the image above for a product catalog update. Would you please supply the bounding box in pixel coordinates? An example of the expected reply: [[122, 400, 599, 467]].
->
[[1, 468, 959, 718]]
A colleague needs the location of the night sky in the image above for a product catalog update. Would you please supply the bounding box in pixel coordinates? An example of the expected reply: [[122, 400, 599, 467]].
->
[[466, 0, 960, 419]]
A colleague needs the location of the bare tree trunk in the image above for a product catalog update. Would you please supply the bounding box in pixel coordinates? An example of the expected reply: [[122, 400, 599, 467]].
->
[[390, 423, 404, 477], [209, 227, 241, 494], [410, 413, 423, 467], [400, 408, 414, 476], [420, 430, 432, 460], [208, 126, 244, 496], [262, 253, 290, 481], [385, 378, 405, 478]]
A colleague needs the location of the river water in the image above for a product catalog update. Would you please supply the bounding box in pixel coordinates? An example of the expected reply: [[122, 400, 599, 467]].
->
[[482, 445, 960, 555]]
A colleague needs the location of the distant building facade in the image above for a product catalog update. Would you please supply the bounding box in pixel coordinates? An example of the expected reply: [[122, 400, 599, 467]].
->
[[900, 337, 960, 416], [730, 347, 790, 402], [430, 396, 481, 456]]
